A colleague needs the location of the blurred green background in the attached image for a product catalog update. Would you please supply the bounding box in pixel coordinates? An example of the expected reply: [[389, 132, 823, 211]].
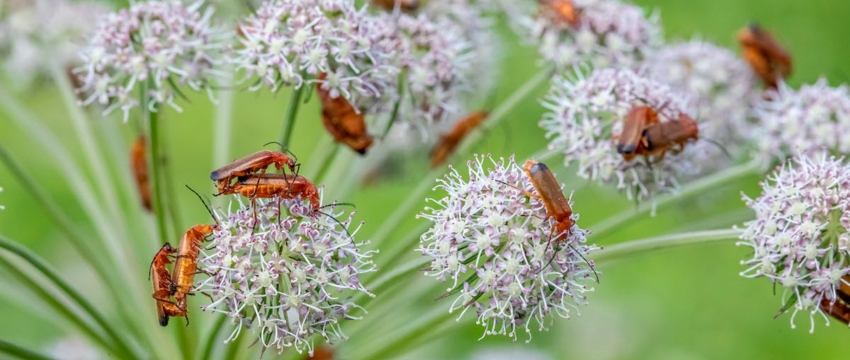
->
[[1, 0, 849, 359]]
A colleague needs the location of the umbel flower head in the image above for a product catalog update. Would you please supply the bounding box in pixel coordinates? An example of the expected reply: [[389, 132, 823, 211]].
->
[[371, 10, 476, 127], [540, 67, 695, 203], [197, 196, 377, 355], [0, 0, 109, 90], [642, 40, 759, 171], [234, 0, 399, 104], [752, 78, 850, 165], [418, 154, 598, 341], [523, 0, 662, 69], [75, 0, 229, 121], [738, 152, 850, 332]]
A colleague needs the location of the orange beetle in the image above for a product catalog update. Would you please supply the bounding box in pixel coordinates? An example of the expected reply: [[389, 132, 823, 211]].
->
[[737, 23, 792, 90], [430, 111, 489, 168], [316, 73, 374, 155]]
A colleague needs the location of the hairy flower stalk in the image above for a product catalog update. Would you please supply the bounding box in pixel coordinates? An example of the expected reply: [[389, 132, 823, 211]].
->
[[75, 0, 228, 121], [752, 78, 850, 165], [418, 155, 598, 341], [197, 196, 377, 355], [540, 67, 694, 203], [642, 40, 759, 172], [738, 153, 850, 332], [512, 0, 661, 69]]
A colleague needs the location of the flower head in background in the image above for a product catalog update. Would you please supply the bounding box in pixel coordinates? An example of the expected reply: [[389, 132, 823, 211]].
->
[[540, 67, 694, 203], [0, 0, 109, 90], [362, 9, 477, 129], [424, 0, 501, 103], [642, 40, 759, 172], [197, 196, 377, 355], [418, 154, 598, 341], [752, 79, 850, 165], [514, 0, 662, 69], [235, 0, 398, 103], [738, 153, 850, 332], [75, 0, 229, 121]]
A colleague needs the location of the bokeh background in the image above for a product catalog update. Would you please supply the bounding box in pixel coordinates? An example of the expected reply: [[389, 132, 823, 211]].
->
[[0, 0, 849, 359]]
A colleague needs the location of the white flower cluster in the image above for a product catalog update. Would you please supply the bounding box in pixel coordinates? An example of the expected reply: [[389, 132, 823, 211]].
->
[[418, 155, 598, 341], [540, 67, 695, 202], [75, 0, 229, 121], [521, 0, 662, 69], [738, 153, 850, 332], [235, 0, 398, 104], [198, 197, 377, 354], [0, 0, 109, 89], [642, 40, 759, 171], [752, 79, 850, 165]]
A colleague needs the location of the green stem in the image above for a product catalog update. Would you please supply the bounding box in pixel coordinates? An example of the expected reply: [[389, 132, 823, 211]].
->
[[381, 71, 406, 137], [368, 66, 553, 248], [148, 110, 169, 244], [0, 255, 110, 355], [0, 140, 150, 351], [157, 120, 184, 239], [212, 71, 235, 207], [591, 159, 760, 240], [48, 62, 128, 239], [313, 143, 340, 185], [199, 314, 228, 360], [0, 236, 139, 359], [0, 339, 52, 360], [351, 308, 453, 360], [279, 85, 305, 150], [592, 229, 741, 263], [354, 228, 740, 359], [370, 222, 429, 280]]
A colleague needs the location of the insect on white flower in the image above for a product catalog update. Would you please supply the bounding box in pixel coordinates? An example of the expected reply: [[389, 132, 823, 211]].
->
[[738, 152, 850, 332], [197, 195, 377, 355], [418, 154, 598, 342], [540, 67, 696, 203]]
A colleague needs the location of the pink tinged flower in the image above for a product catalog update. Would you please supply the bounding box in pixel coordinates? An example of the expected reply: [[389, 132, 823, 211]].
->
[[642, 40, 760, 172], [235, 0, 399, 105], [359, 9, 478, 129], [197, 196, 377, 355], [75, 0, 229, 121], [417, 154, 598, 342], [540, 67, 696, 203], [0, 0, 110, 90], [737, 153, 850, 332], [517, 0, 662, 69], [752, 78, 850, 165]]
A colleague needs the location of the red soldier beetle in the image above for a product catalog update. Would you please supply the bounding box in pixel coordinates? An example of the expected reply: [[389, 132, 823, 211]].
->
[[639, 112, 700, 161], [210, 147, 300, 194], [316, 73, 374, 155], [538, 0, 579, 28], [371, 0, 419, 13], [130, 135, 153, 212], [168, 187, 220, 318], [737, 23, 792, 90], [616, 106, 660, 161], [430, 111, 489, 169], [495, 160, 597, 280], [149, 242, 187, 326]]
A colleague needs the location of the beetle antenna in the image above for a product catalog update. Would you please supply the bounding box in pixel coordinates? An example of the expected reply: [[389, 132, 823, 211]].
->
[[185, 185, 217, 224], [701, 137, 733, 160]]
